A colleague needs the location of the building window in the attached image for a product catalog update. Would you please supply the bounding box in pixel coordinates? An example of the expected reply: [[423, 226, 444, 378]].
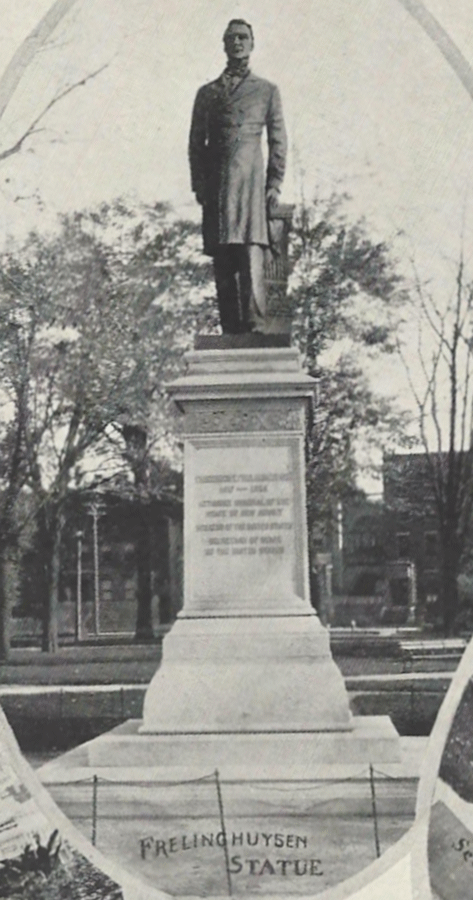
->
[[125, 579, 136, 602], [353, 532, 380, 551], [425, 531, 438, 557], [396, 532, 410, 558], [101, 579, 113, 602]]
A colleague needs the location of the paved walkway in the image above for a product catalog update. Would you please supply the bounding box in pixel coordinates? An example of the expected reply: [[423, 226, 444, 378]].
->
[[38, 736, 428, 897]]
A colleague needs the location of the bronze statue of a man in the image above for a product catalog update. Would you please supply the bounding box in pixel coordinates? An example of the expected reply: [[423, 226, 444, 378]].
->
[[189, 19, 287, 334]]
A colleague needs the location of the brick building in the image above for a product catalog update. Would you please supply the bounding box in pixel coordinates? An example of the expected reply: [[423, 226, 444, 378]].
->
[[326, 452, 459, 626], [16, 484, 183, 642], [383, 452, 442, 620]]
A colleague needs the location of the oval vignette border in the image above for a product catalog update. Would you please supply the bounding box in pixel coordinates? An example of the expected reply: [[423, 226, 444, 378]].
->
[[2, 1, 472, 899]]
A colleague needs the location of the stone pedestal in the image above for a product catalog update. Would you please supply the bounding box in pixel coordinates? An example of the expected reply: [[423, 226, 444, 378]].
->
[[39, 344, 400, 789], [136, 346, 399, 765]]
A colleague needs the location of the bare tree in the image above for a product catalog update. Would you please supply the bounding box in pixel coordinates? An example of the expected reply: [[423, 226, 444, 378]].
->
[[0, 0, 80, 122], [399, 255, 473, 633], [0, 63, 108, 164], [0, 0, 107, 164]]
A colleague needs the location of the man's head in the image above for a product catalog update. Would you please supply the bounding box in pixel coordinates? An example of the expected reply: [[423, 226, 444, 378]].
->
[[223, 19, 254, 62]]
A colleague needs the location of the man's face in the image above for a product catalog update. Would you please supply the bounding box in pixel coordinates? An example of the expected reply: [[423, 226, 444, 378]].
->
[[224, 23, 253, 62]]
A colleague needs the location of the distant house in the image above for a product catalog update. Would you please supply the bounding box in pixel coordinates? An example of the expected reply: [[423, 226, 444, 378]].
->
[[16, 475, 183, 643], [329, 492, 415, 627], [325, 452, 457, 627], [332, 494, 387, 597], [383, 452, 442, 620]]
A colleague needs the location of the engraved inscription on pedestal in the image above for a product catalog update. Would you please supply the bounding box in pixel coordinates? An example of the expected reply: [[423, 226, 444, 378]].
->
[[186, 435, 308, 614]]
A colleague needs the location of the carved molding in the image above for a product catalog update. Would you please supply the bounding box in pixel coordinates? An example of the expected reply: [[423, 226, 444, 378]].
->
[[180, 399, 305, 434]]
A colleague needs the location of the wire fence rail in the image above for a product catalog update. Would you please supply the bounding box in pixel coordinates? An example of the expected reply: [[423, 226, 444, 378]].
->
[[48, 766, 416, 897]]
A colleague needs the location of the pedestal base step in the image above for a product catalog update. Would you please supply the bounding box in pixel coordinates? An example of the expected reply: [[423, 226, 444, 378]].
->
[[76, 716, 400, 777]]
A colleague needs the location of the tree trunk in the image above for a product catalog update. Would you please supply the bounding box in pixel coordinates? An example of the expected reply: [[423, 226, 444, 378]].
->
[[441, 572, 459, 636], [167, 517, 183, 622], [0, 544, 16, 661], [134, 505, 154, 642], [122, 425, 154, 642], [440, 538, 461, 636], [41, 508, 65, 653]]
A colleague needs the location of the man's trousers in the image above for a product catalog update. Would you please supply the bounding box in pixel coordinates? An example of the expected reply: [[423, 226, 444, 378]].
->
[[213, 244, 266, 334]]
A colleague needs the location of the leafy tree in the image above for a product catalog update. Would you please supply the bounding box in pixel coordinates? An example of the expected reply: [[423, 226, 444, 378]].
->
[[289, 197, 409, 553], [0, 310, 36, 658], [0, 199, 212, 655], [0, 193, 411, 652]]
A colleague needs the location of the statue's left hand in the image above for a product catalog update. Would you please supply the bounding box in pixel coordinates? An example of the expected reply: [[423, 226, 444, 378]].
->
[[266, 187, 279, 214]]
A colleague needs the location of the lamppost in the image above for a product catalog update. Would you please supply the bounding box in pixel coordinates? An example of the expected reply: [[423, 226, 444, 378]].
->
[[88, 504, 102, 636], [407, 560, 417, 625], [76, 530, 83, 642]]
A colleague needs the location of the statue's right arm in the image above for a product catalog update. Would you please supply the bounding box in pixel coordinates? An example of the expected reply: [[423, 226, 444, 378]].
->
[[188, 87, 208, 205]]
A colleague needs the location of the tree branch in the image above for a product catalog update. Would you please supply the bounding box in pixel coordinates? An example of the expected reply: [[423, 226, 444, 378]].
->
[[0, 63, 109, 162]]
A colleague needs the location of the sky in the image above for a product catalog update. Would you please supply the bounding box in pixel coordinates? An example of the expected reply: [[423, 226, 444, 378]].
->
[[0, 0, 472, 254], [0, 0, 472, 477]]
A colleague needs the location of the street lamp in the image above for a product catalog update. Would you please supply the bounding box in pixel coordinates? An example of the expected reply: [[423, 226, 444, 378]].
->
[[88, 504, 103, 636], [76, 530, 83, 642]]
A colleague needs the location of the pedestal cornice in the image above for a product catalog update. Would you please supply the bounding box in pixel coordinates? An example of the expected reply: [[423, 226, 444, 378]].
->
[[167, 347, 317, 408]]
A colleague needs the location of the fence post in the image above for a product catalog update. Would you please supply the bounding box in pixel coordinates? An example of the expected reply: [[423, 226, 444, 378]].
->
[[369, 764, 380, 858], [91, 775, 98, 846], [215, 769, 232, 896]]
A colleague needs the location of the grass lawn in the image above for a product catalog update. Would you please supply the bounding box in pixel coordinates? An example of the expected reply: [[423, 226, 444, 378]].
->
[[0, 643, 406, 686]]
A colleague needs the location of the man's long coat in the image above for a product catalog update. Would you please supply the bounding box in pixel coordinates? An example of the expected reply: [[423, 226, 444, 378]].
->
[[189, 72, 287, 256]]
